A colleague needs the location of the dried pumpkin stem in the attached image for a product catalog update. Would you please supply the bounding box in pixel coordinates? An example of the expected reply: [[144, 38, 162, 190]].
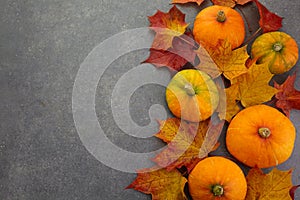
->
[[212, 184, 224, 196], [258, 127, 271, 138], [184, 83, 196, 96], [273, 42, 283, 52], [217, 10, 226, 22]]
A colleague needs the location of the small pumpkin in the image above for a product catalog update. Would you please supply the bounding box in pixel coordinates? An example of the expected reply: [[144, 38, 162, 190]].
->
[[251, 31, 299, 74], [193, 5, 245, 49], [226, 105, 296, 168], [188, 156, 247, 200], [166, 69, 219, 122]]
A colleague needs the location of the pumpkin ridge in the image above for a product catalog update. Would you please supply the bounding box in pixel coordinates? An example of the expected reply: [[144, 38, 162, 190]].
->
[[251, 31, 299, 74]]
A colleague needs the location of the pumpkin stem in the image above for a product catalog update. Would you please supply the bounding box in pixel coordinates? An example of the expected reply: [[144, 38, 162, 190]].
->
[[211, 184, 224, 197], [184, 83, 196, 96], [273, 42, 283, 52], [258, 127, 271, 138], [217, 10, 226, 22]]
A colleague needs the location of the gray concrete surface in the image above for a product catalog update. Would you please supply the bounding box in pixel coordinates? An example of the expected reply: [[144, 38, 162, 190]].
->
[[0, 0, 299, 199]]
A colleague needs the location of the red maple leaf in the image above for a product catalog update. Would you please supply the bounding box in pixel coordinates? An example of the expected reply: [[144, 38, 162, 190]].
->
[[148, 6, 189, 50], [290, 185, 300, 200], [253, 0, 283, 33], [143, 35, 196, 71], [275, 72, 300, 117]]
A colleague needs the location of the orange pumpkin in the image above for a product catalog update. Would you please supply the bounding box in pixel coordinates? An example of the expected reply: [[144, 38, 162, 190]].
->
[[251, 31, 299, 74], [188, 156, 247, 200], [226, 105, 296, 168], [193, 5, 245, 49], [166, 69, 219, 122]]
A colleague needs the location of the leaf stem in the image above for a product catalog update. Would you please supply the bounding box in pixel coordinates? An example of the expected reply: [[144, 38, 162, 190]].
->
[[243, 27, 262, 46]]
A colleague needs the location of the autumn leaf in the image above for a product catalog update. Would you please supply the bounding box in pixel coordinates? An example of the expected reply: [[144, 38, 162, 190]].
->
[[217, 84, 241, 122], [155, 118, 181, 143], [212, 0, 251, 7], [171, 34, 196, 64], [172, 0, 205, 6], [230, 61, 278, 107], [211, 0, 236, 8], [195, 45, 220, 79], [153, 118, 220, 172], [290, 185, 300, 200], [246, 168, 294, 200], [143, 35, 196, 71], [253, 0, 283, 33], [198, 115, 224, 158], [148, 6, 189, 50], [235, 0, 252, 5], [126, 167, 187, 200], [274, 73, 300, 117], [202, 40, 248, 80], [143, 49, 186, 71]]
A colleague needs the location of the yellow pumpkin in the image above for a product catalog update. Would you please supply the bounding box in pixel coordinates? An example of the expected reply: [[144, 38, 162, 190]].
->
[[193, 5, 245, 49], [226, 105, 296, 168], [166, 69, 219, 122], [251, 31, 299, 74]]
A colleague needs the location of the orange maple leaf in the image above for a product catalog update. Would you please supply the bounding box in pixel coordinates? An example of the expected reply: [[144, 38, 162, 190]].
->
[[195, 45, 220, 79], [212, 0, 252, 7], [230, 61, 278, 107], [198, 40, 249, 80], [153, 118, 222, 172], [246, 168, 295, 200], [155, 118, 182, 143], [274, 72, 300, 118], [235, 0, 252, 5], [211, 0, 236, 7], [126, 167, 187, 200], [148, 6, 189, 50], [172, 0, 205, 6]]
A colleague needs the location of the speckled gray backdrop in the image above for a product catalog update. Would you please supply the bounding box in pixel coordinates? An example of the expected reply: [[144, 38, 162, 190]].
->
[[1, 0, 299, 199]]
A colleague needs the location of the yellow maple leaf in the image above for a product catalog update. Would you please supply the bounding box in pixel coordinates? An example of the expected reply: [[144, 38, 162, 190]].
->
[[155, 118, 187, 143], [231, 61, 278, 107], [127, 167, 187, 200], [203, 40, 249, 81], [246, 168, 294, 200], [153, 118, 222, 171], [217, 84, 241, 122]]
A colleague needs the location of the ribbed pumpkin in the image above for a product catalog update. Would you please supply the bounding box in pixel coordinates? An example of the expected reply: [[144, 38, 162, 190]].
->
[[226, 105, 296, 168], [193, 5, 245, 49], [188, 156, 247, 200], [166, 69, 219, 122], [251, 31, 299, 74]]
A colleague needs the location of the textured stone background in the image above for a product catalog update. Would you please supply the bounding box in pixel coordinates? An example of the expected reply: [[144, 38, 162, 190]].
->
[[0, 0, 299, 199]]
